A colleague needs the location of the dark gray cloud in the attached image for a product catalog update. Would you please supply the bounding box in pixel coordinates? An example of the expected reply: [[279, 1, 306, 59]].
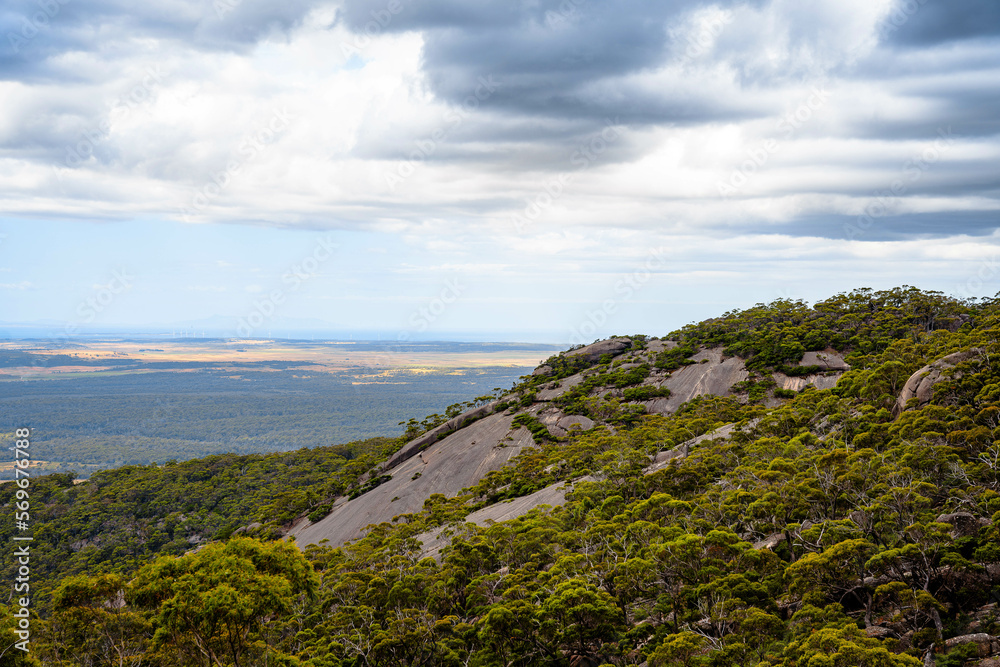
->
[[759, 211, 1000, 242], [340, 0, 767, 126], [880, 0, 1000, 46], [0, 0, 316, 80], [337, 0, 1000, 138]]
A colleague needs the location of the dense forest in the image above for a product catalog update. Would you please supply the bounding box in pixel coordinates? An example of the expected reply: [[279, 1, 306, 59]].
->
[[0, 362, 530, 477], [5, 287, 1000, 666]]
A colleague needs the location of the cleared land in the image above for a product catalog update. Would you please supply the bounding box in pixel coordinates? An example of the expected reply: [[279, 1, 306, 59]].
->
[[0, 338, 563, 478]]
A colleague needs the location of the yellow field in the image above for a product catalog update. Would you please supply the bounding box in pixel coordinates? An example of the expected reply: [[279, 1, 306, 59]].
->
[[0, 339, 558, 380]]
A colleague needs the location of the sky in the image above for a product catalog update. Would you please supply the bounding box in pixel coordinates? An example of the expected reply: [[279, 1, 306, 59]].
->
[[0, 0, 998, 344]]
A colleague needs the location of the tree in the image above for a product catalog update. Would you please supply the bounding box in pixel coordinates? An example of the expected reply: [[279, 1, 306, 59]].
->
[[43, 573, 151, 666], [131, 537, 318, 666]]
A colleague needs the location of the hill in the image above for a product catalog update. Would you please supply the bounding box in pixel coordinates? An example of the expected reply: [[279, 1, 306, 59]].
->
[[5, 286, 1000, 667]]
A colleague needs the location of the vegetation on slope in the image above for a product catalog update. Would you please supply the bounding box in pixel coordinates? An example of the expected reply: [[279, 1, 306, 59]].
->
[[6, 286, 1000, 667]]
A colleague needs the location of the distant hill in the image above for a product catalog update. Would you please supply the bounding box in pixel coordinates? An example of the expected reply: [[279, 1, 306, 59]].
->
[[6, 286, 1000, 667]]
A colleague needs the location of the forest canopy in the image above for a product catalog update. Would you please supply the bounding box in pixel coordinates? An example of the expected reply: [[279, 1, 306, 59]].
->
[[5, 286, 1000, 666]]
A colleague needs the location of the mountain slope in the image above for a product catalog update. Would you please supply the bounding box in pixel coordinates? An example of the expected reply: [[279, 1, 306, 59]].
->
[[292, 339, 851, 549], [11, 285, 1000, 667]]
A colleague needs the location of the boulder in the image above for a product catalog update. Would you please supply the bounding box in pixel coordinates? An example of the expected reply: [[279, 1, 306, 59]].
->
[[564, 337, 632, 363], [800, 349, 851, 371], [896, 349, 982, 414], [936, 512, 986, 538], [754, 533, 785, 550], [943, 633, 994, 657], [646, 339, 679, 353], [865, 626, 894, 639], [557, 415, 595, 431]]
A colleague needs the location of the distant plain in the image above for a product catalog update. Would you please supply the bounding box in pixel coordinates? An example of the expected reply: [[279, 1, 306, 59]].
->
[[0, 338, 562, 478]]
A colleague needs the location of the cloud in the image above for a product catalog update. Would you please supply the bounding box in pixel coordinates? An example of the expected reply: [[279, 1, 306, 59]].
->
[[0, 0, 996, 253], [0, 0, 319, 75], [880, 0, 1000, 46]]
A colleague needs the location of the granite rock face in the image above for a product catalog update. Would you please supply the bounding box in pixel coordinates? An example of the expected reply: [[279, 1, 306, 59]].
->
[[290, 339, 856, 551], [564, 337, 633, 362], [644, 347, 749, 414], [896, 348, 982, 414], [799, 349, 852, 371], [290, 409, 535, 548]]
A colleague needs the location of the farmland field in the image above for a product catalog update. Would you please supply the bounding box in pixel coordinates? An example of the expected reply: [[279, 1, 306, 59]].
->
[[0, 338, 562, 478]]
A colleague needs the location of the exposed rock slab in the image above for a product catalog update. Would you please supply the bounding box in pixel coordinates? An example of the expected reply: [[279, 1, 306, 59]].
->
[[896, 348, 982, 414], [646, 422, 739, 474], [382, 401, 499, 472], [565, 337, 632, 362], [774, 372, 843, 392], [645, 339, 679, 353], [536, 372, 585, 401], [418, 477, 596, 560], [800, 349, 851, 371], [418, 422, 744, 559], [645, 347, 749, 414], [291, 411, 535, 548], [557, 415, 594, 431]]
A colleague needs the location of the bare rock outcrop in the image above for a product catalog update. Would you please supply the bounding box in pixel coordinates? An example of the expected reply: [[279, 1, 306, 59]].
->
[[943, 633, 997, 657], [645, 339, 679, 353], [773, 372, 843, 392], [291, 410, 536, 548], [565, 337, 632, 362], [557, 415, 595, 431], [645, 347, 749, 414], [416, 422, 744, 559], [536, 372, 586, 400], [896, 348, 983, 414], [382, 401, 498, 472], [936, 512, 988, 538], [800, 349, 852, 371], [417, 477, 597, 559]]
